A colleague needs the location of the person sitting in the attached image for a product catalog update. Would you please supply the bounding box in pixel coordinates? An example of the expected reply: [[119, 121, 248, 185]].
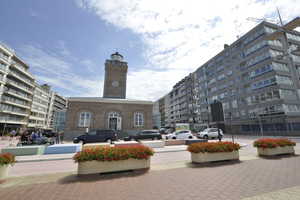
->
[[21, 131, 30, 142], [32, 130, 42, 145]]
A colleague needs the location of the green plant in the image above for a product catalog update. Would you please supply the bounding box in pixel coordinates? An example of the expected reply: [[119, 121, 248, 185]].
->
[[0, 153, 17, 167], [73, 145, 155, 163], [187, 141, 241, 153], [253, 138, 296, 150]]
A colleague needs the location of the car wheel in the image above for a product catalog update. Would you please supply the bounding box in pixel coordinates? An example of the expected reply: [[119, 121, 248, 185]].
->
[[188, 136, 193, 139], [172, 137, 176, 140], [130, 138, 136, 141], [204, 135, 208, 140], [152, 137, 158, 140], [78, 140, 84, 145], [106, 139, 112, 144]]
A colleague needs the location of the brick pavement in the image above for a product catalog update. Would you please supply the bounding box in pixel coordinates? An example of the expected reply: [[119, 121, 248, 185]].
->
[[1, 153, 300, 199], [1, 135, 300, 199]]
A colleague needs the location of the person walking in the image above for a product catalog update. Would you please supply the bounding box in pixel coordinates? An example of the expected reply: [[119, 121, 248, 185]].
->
[[9, 130, 16, 141], [56, 130, 61, 144]]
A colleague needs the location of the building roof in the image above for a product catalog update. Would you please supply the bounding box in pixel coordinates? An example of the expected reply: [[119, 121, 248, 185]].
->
[[66, 97, 154, 105]]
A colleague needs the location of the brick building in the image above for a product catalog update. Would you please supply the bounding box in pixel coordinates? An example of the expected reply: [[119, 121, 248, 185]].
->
[[64, 52, 153, 140]]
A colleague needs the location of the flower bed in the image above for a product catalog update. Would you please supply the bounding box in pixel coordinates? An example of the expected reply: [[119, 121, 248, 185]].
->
[[0, 153, 17, 184], [73, 146, 154, 177], [253, 138, 296, 156], [187, 141, 241, 164]]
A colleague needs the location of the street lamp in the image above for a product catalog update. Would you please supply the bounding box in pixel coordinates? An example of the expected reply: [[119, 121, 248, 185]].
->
[[265, 11, 300, 98], [256, 106, 263, 136]]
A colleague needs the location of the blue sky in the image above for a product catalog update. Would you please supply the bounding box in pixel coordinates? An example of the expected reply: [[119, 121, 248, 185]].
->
[[0, 0, 299, 101]]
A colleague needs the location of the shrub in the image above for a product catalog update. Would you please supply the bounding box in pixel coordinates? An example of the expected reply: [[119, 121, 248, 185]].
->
[[187, 141, 241, 153], [253, 138, 296, 150], [0, 153, 17, 167], [73, 145, 155, 163]]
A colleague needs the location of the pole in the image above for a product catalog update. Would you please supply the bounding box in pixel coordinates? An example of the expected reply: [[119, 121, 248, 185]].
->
[[230, 113, 234, 143], [2, 113, 7, 137], [257, 106, 263, 136]]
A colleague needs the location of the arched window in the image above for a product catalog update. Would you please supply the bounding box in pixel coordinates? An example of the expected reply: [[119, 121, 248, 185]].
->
[[109, 113, 118, 117], [134, 113, 143, 126], [79, 113, 90, 126]]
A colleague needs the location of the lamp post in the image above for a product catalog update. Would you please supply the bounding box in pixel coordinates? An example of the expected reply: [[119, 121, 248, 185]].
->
[[257, 106, 263, 136], [265, 12, 300, 98]]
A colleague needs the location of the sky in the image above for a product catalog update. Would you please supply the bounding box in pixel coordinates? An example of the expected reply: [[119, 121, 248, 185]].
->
[[0, 0, 299, 102]]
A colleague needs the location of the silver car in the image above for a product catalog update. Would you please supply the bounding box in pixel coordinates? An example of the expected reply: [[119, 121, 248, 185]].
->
[[165, 130, 193, 140], [197, 128, 223, 140]]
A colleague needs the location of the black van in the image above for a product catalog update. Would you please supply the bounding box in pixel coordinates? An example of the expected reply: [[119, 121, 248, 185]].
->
[[73, 129, 117, 144]]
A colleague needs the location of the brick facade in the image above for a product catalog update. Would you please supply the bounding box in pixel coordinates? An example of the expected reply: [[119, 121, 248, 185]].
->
[[64, 98, 153, 140]]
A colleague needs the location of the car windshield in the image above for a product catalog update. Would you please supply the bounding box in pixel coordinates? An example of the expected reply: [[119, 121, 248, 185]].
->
[[202, 129, 210, 132], [171, 130, 181, 134]]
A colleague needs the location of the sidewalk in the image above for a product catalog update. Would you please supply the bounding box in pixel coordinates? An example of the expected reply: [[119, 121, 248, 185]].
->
[[1, 135, 300, 199]]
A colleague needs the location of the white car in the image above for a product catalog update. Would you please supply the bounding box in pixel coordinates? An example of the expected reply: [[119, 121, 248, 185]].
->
[[197, 128, 223, 140], [165, 130, 193, 140]]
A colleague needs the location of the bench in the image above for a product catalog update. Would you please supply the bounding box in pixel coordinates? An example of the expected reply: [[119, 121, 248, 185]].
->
[[114, 141, 140, 147], [1, 146, 45, 156], [164, 139, 184, 146], [82, 143, 111, 150], [140, 141, 165, 148], [44, 144, 82, 154], [184, 139, 207, 145]]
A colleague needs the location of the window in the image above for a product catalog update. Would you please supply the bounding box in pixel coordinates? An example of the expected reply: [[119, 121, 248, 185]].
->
[[232, 100, 237, 108], [79, 113, 90, 126], [235, 76, 240, 82], [227, 70, 232, 77], [134, 113, 143, 126]]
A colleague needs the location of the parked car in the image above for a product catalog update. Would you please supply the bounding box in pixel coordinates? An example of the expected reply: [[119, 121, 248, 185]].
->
[[40, 129, 54, 138], [165, 130, 193, 140], [196, 128, 223, 140], [124, 130, 162, 141], [73, 129, 117, 144]]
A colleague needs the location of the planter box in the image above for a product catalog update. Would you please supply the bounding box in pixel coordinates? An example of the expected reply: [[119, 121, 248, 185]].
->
[[0, 165, 9, 184], [1, 146, 45, 156], [44, 144, 82, 154], [164, 140, 184, 146], [82, 143, 110, 150], [0, 137, 9, 141], [77, 158, 151, 177], [185, 139, 207, 145], [114, 141, 140, 147], [140, 141, 165, 148], [191, 150, 239, 164], [257, 146, 295, 156]]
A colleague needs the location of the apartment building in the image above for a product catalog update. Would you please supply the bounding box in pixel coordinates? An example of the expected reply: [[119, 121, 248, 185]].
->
[[0, 40, 35, 133], [41, 84, 67, 130], [157, 19, 300, 135], [27, 83, 49, 130], [0, 40, 67, 134]]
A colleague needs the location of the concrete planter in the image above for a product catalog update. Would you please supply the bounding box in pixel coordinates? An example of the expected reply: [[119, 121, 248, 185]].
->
[[77, 158, 151, 177], [191, 150, 239, 164], [0, 165, 9, 184], [257, 146, 295, 156], [0, 137, 9, 141]]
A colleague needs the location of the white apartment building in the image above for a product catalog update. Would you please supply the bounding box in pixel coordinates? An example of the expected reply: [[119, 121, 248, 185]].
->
[[0, 40, 35, 134]]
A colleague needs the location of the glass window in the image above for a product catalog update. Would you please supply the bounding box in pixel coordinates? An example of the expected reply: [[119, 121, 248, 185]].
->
[[275, 123, 287, 131], [134, 113, 143, 126], [242, 125, 251, 131], [251, 125, 261, 131], [79, 113, 90, 127]]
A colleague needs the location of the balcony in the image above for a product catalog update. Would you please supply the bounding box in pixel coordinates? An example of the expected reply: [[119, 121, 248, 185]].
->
[[3, 90, 31, 102], [0, 109, 29, 117], [6, 80, 33, 94], [7, 71, 34, 87], [1, 99, 30, 109], [10, 61, 35, 79]]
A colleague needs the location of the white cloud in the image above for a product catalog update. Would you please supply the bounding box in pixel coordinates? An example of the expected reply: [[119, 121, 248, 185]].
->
[[73, 0, 300, 101], [29, 10, 48, 21], [18, 43, 103, 97]]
